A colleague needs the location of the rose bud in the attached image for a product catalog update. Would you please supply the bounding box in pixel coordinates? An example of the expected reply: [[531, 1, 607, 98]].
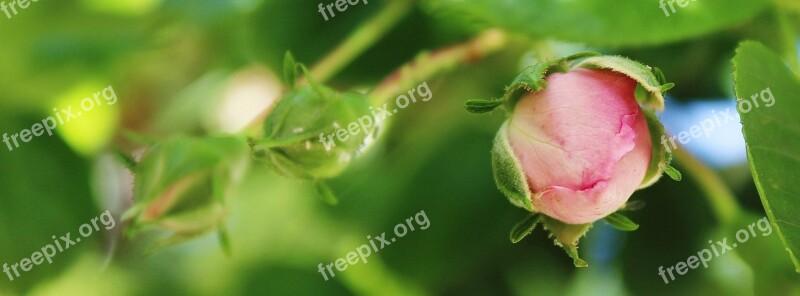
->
[[247, 53, 379, 205], [249, 84, 375, 180], [122, 135, 250, 253], [249, 52, 378, 182], [507, 68, 652, 224], [467, 53, 680, 266]]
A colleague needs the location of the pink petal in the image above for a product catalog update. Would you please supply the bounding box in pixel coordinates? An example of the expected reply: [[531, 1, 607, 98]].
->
[[507, 68, 652, 224]]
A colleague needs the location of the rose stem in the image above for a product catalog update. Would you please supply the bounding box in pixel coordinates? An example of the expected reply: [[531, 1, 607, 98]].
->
[[368, 29, 507, 106]]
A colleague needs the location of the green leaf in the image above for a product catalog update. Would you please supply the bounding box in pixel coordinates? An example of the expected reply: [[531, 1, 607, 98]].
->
[[733, 41, 800, 272], [424, 0, 769, 47], [510, 213, 540, 243], [603, 212, 639, 231], [465, 99, 504, 113], [284, 51, 297, 88], [492, 121, 533, 211]]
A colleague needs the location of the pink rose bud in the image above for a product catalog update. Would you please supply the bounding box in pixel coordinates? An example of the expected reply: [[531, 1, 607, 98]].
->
[[468, 53, 679, 265], [506, 68, 652, 224]]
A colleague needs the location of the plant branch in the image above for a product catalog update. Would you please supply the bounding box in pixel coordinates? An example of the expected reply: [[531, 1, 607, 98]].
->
[[308, 0, 416, 84], [368, 29, 508, 106], [672, 147, 742, 225]]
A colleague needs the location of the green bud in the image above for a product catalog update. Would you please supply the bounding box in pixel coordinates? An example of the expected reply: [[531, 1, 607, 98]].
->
[[124, 135, 249, 250], [250, 84, 376, 180]]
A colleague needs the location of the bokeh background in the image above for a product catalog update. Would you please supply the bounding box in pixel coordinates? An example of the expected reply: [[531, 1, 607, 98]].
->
[[0, 0, 799, 295]]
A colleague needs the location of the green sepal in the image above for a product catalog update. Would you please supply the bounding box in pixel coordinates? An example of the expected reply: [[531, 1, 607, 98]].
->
[[639, 109, 666, 188], [564, 245, 589, 268], [492, 121, 534, 211], [540, 215, 592, 268], [113, 148, 138, 171], [300, 64, 326, 98], [465, 98, 505, 114], [574, 55, 673, 112], [603, 212, 639, 231], [653, 67, 667, 85], [250, 149, 305, 179], [639, 108, 681, 189], [659, 83, 676, 92], [656, 114, 682, 182], [283, 51, 297, 88], [503, 52, 601, 110], [621, 200, 645, 211], [314, 180, 339, 206], [510, 213, 540, 243], [663, 161, 682, 181]]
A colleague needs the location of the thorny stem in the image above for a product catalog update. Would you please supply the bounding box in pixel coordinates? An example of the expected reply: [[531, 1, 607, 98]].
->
[[245, 29, 508, 136], [368, 29, 507, 106]]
